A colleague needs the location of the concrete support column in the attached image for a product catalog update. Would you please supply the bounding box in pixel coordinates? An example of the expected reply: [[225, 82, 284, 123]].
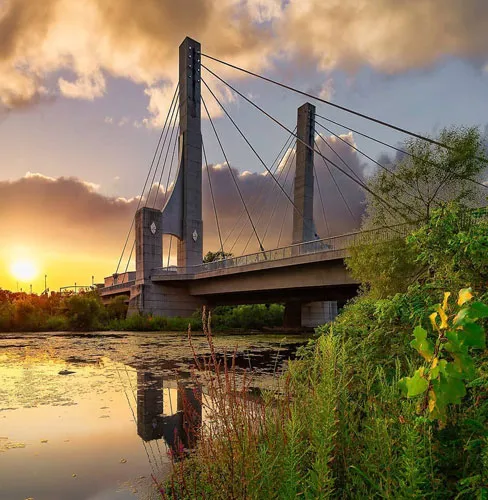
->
[[283, 301, 302, 329], [177, 37, 203, 268], [135, 207, 162, 283], [292, 102, 316, 244], [286, 102, 316, 329]]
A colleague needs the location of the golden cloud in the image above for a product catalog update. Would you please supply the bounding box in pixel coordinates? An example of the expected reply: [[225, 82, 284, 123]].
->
[[1, 0, 487, 121]]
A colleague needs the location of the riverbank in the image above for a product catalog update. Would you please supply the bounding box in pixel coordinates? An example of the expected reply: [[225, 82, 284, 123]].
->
[[0, 290, 288, 333]]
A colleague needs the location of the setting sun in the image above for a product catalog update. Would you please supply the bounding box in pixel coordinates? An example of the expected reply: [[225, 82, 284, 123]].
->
[[10, 259, 39, 282]]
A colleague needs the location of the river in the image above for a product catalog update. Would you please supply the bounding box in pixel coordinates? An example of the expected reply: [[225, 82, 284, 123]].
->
[[0, 331, 307, 500]]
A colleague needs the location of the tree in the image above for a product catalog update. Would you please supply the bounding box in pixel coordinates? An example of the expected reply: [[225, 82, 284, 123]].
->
[[364, 126, 487, 228], [203, 250, 234, 263], [346, 237, 420, 298], [408, 204, 488, 291]]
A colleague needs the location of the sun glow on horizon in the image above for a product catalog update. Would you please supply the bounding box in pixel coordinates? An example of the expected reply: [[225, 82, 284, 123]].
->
[[10, 258, 39, 282]]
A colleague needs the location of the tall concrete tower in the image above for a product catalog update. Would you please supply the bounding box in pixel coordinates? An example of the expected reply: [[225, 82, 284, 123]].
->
[[129, 37, 204, 317], [292, 102, 316, 244], [161, 37, 203, 268], [176, 37, 203, 268]]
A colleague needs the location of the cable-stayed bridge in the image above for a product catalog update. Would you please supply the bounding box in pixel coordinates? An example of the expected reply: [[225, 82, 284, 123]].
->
[[100, 37, 487, 328]]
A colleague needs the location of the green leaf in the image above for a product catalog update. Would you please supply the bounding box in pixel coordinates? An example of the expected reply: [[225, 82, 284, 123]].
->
[[405, 369, 429, 397], [460, 321, 486, 349], [439, 374, 466, 404], [410, 326, 434, 361], [398, 377, 408, 396], [430, 359, 447, 379], [468, 301, 488, 319], [445, 330, 463, 354], [453, 307, 469, 326]]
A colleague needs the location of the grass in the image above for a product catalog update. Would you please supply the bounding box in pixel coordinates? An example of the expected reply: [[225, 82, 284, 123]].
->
[[156, 304, 488, 499]]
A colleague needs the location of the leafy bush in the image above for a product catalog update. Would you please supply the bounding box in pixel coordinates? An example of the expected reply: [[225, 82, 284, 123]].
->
[[63, 293, 105, 330], [212, 304, 284, 330], [106, 295, 129, 320]]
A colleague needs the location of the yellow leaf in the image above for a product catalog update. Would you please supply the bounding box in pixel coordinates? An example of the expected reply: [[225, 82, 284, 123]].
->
[[428, 391, 436, 413], [442, 292, 451, 311], [458, 288, 473, 306], [436, 305, 449, 329], [432, 358, 438, 369], [429, 312, 438, 330]]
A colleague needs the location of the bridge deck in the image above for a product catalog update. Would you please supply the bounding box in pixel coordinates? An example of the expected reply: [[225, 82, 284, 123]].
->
[[100, 224, 412, 298], [151, 224, 409, 281]]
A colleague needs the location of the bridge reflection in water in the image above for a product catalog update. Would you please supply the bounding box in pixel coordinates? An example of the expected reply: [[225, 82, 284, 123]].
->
[[136, 371, 203, 452]]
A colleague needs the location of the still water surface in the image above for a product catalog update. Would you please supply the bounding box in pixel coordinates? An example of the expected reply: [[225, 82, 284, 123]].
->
[[0, 331, 306, 500]]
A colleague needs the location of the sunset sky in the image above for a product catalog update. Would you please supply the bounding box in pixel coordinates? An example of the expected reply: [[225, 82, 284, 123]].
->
[[1, 0, 488, 292]]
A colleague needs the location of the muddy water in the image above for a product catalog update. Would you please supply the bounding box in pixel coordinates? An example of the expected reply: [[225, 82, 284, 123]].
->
[[0, 331, 307, 500]]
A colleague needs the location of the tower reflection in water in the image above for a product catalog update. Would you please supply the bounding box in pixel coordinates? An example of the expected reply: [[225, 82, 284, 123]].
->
[[136, 371, 202, 452]]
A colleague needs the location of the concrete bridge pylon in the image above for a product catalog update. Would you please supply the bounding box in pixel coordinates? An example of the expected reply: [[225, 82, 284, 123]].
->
[[127, 37, 204, 317]]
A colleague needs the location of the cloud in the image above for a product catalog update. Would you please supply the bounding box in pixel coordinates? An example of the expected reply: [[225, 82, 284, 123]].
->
[[281, 0, 488, 73], [0, 0, 274, 122], [0, 131, 367, 274], [307, 78, 335, 102], [58, 71, 106, 100], [2, 0, 488, 122]]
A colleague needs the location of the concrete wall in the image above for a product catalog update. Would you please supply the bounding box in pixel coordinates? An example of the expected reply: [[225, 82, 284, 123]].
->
[[302, 301, 338, 328]]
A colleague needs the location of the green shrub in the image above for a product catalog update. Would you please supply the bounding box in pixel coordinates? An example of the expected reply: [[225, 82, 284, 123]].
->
[[106, 295, 129, 320], [63, 293, 104, 330]]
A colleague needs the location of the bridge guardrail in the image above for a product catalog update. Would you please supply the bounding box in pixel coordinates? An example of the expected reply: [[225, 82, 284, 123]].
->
[[153, 223, 414, 277], [100, 280, 135, 294]]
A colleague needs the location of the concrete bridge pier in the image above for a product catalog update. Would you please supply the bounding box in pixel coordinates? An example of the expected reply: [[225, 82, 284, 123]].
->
[[127, 206, 203, 317]]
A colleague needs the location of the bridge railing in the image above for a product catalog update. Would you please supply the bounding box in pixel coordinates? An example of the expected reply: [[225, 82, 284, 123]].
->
[[153, 223, 414, 277], [99, 280, 135, 294]]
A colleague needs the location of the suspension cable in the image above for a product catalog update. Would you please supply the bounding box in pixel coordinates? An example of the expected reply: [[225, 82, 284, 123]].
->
[[162, 119, 180, 207], [278, 177, 295, 247], [315, 121, 431, 214], [123, 108, 179, 274], [114, 84, 178, 275], [202, 66, 397, 215], [123, 126, 179, 276], [240, 143, 296, 254], [222, 128, 296, 251], [228, 131, 296, 255], [153, 106, 179, 208], [261, 148, 297, 249], [166, 235, 173, 268], [148, 92, 179, 208], [313, 158, 330, 237], [313, 139, 356, 223], [316, 130, 424, 219], [202, 77, 319, 240], [201, 94, 266, 252], [203, 140, 224, 255], [315, 119, 424, 192], [200, 54, 488, 162], [316, 113, 488, 191]]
